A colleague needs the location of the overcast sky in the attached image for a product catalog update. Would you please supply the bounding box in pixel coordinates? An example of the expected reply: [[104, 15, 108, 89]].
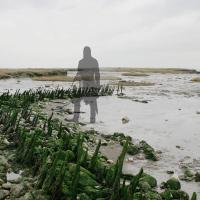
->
[[0, 0, 200, 68]]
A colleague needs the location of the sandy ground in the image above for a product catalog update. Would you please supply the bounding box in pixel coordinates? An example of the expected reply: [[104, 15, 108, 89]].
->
[[0, 72, 200, 196]]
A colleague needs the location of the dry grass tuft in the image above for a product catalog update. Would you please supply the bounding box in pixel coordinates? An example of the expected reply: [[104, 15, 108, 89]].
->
[[191, 77, 200, 82], [32, 75, 121, 82], [121, 72, 149, 76]]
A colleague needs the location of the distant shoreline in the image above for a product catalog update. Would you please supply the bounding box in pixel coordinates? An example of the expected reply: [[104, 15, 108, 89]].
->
[[0, 67, 199, 80]]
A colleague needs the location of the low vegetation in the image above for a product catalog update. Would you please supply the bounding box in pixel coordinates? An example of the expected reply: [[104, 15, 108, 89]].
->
[[0, 68, 68, 79], [0, 67, 199, 80], [32, 75, 121, 82], [121, 72, 149, 76], [0, 86, 197, 199]]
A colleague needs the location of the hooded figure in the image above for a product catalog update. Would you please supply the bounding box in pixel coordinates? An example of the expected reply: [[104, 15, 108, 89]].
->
[[72, 46, 100, 123], [76, 46, 100, 88]]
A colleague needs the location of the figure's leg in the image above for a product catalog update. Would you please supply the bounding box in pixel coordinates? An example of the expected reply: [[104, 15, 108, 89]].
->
[[73, 98, 81, 122], [90, 98, 97, 123]]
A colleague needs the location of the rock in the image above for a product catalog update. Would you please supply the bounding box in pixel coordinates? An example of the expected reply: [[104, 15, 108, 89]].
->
[[101, 140, 108, 146], [7, 172, 22, 184], [127, 157, 134, 162], [139, 181, 151, 192], [2, 182, 12, 190], [183, 167, 194, 178], [122, 116, 129, 124], [0, 189, 9, 200], [139, 140, 158, 161], [194, 172, 200, 182], [140, 173, 157, 188], [145, 191, 162, 200], [166, 170, 174, 175], [166, 177, 181, 190], [127, 144, 139, 155], [176, 145, 184, 150], [10, 183, 27, 198], [196, 110, 200, 114], [0, 178, 4, 185], [107, 159, 114, 164]]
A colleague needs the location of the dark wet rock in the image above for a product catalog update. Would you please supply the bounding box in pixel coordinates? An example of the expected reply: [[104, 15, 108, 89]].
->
[[183, 167, 194, 178], [139, 140, 158, 161], [170, 190, 189, 200], [0, 189, 9, 200], [139, 181, 151, 192], [176, 145, 184, 150], [127, 144, 140, 155], [140, 173, 157, 188], [194, 172, 200, 182], [10, 183, 27, 198], [161, 190, 189, 200], [166, 177, 181, 190], [166, 170, 174, 175], [133, 99, 149, 103], [196, 110, 200, 114]]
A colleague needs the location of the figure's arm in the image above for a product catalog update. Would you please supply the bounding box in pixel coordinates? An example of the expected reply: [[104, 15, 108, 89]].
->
[[73, 61, 81, 82], [95, 60, 100, 88]]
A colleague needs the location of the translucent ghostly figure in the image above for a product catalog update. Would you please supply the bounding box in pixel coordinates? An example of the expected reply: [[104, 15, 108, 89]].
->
[[73, 46, 100, 123]]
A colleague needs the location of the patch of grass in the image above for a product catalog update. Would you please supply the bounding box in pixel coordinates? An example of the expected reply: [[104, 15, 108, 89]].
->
[[32, 75, 121, 82], [0, 68, 68, 79], [191, 77, 200, 82], [121, 72, 149, 76], [101, 67, 199, 74]]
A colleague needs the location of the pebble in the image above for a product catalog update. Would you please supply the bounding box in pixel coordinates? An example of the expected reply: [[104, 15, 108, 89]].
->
[[0, 189, 9, 199], [167, 170, 174, 175], [122, 116, 129, 124], [2, 182, 12, 190], [0, 178, 4, 185], [127, 157, 134, 162], [107, 159, 114, 164]]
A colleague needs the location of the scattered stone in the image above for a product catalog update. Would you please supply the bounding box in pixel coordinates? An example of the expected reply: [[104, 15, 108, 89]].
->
[[107, 159, 114, 164], [196, 110, 200, 114], [127, 144, 139, 155], [7, 172, 21, 184], [0, 189, 9, 200], [10, 183, 27, 198], [167, 170, 174, 175], [2, 182, 12, 190], [166, 177, 181, 190], [194, 172, 200, 182], [127, 157, 134, 162], [101, 140, 108, 146], [122, 116, 129, 124], [176, 145, 184, 150], [140, 173, 157, 188]]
